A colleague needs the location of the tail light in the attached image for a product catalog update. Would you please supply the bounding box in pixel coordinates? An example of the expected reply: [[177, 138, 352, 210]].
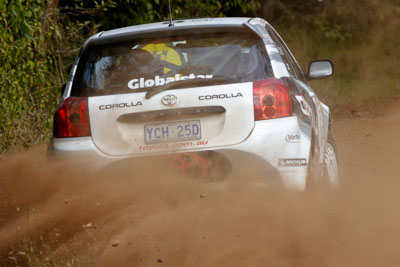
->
[[54, 97, 91, 138], [253, 78, 292, 121]]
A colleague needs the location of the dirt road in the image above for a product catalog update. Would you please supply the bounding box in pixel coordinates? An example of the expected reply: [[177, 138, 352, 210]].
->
[[1, 100, 400, 266]]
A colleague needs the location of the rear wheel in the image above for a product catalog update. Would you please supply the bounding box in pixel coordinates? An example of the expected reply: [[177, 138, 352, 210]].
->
[[307, 132, 339, 189], [323, 132, 339, 187]]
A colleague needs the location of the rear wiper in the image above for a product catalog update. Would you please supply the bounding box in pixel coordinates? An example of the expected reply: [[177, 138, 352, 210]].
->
[[145, 77, 233, 99]]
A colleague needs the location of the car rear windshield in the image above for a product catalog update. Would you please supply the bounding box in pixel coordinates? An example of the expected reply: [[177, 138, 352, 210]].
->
[[71, 29, 273, 97]]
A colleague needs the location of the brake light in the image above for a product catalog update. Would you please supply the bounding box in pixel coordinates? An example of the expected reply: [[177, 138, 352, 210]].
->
[[253, 78, 292, 121], [54, 97, 91, 138]]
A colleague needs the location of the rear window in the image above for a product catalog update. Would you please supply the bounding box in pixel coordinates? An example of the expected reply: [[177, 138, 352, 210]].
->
[[71, 30, 273, 96]]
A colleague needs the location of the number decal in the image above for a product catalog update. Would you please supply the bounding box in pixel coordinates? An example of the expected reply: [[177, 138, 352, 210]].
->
[[177, 125, 184, 137], [185, 124, 192, 136], [192, 124, 200, 135]]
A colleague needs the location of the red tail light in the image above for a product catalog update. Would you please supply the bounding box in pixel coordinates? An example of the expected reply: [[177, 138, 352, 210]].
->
[[54, 97, 91, 138], [253, 78, 292, 121]]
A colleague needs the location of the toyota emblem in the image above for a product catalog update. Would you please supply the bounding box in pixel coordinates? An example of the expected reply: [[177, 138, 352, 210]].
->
[[161, 94, 177, 106]]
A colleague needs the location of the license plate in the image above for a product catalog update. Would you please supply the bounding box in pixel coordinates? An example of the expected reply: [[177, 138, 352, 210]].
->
[[144, 120, 202, 144]]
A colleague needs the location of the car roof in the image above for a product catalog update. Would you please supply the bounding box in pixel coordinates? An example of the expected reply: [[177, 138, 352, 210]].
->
[[98, 17, 252, 38]]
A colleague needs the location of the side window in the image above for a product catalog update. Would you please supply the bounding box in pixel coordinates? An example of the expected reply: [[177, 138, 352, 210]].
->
[[265, 26, 306, 81]]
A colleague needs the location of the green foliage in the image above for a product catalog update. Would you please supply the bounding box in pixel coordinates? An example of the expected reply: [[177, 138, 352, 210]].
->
[[0, 0, 59, 154], [263, 0, 378, 47], [58, 0, 260, 30]]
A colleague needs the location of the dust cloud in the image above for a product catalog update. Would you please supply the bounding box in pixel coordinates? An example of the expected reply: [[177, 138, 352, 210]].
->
[[2, 101, 400, 266]]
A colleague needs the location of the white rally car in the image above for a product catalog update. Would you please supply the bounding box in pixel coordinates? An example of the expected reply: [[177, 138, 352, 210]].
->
[[49, 17, 339, 190]]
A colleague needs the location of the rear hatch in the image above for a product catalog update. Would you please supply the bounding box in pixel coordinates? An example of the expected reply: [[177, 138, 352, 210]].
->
[[71, 27, 273, 156], [88, 83, 253, 155]]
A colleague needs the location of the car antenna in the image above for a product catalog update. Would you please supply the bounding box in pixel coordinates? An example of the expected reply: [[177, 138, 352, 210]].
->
[[168, 0, 174, 27]]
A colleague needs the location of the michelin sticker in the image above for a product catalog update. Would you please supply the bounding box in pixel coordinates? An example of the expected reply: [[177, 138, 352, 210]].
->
[[128, 74, 213, 90], [278, 158, 307, 167]]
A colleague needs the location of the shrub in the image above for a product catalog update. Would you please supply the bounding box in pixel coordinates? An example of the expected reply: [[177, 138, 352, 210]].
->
[[0, 0, 60, 154]]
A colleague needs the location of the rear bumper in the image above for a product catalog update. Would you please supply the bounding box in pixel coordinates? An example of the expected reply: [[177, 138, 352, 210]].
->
[[49, 116, 311, 190]]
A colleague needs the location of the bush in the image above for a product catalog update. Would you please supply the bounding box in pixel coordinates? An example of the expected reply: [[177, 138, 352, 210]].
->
[[0, 0, 60, 154]]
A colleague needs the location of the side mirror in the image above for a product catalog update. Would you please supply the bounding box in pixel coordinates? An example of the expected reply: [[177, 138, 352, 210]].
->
[[306, 60, 334, 80]]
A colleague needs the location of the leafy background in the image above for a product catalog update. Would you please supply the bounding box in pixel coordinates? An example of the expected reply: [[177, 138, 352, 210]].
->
[[1, 0, 399, 154]]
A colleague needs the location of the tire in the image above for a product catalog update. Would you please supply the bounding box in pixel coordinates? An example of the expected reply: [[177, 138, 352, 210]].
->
[[306, 132, 339, 189], [323, 132, 339, 187]]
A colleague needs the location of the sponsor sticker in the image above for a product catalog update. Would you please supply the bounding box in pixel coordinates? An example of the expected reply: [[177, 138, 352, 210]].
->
[[278, 158, 307, 167], [128, 73, 213, 90], [285, 132, 300, 143], [139, 140, 209, 152]]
